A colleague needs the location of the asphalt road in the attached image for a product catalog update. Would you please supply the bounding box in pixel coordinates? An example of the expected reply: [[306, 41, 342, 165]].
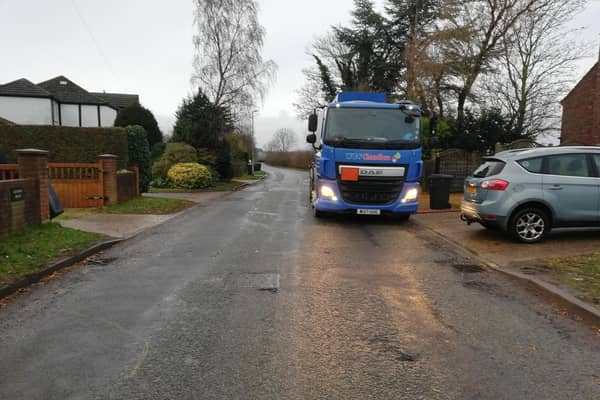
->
[[1, 165, 599, 400]]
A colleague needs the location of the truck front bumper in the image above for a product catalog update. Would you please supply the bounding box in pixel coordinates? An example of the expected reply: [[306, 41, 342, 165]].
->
[[315, 178, 419, 215]]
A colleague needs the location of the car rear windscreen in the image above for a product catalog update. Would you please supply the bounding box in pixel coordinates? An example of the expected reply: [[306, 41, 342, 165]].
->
[[472, 159, 505, 178]]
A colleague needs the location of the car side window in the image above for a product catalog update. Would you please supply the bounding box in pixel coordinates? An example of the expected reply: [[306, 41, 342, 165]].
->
[[593, 155, 600, 176], [517, 157, 543, 173], [544, 154, 590, 177]]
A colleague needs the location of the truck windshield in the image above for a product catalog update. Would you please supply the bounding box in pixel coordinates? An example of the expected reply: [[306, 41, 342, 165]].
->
[[323, 108, 421, 149]]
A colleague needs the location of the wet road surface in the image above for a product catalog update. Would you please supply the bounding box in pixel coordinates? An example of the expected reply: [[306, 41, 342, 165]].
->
[[1, 166, 599, 399]]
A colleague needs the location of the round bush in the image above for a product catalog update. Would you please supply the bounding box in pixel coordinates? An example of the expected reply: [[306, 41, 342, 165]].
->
[[167, 163, 212, 189]]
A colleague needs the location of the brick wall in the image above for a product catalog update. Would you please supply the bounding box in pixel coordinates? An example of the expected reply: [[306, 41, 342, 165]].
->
[[561, 63, 599, 145], [0, 179, 40, 238]]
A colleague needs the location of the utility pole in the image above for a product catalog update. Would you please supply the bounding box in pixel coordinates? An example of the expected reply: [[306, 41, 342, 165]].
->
[[251, 110, 258, 174]]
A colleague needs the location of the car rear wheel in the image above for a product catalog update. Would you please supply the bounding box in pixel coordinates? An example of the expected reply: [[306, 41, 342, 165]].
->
[[509, 208, 549, 243]]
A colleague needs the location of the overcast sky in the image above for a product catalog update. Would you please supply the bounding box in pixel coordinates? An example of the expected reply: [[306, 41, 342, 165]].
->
[[0, 0, 599, 148]]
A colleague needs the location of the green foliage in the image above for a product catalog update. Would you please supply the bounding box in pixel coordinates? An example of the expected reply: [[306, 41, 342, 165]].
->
[[125, 125, 151, 193], [0, 116, 15, 126], [440, 109, 521, 152], [215, 139, 233, 180], [151, 142, 197, 180], [150, 142, 166, 162], [167, 163, 212, 189], [171, 89, 233, 150], [0, 125, 128, 168], [114, 103, 163, 146]]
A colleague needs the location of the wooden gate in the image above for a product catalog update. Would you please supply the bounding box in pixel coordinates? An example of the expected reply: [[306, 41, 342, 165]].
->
[[0, 164, 19, 181], [49, 162, 104, 208]]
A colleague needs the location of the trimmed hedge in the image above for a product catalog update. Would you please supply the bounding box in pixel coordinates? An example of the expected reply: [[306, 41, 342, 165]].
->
[[126, 125, 151, 193], [0, 125, 128, 168]]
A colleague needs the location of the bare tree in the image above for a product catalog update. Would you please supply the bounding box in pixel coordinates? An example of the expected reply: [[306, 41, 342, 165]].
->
[[192, 0, 277, 115], [481, 0, 588, 140], [267, 128, 298, 152], [437, 0, 546, 124]]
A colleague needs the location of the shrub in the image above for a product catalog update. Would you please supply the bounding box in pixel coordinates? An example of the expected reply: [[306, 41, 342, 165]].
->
[[126, 125, 151, 193], [150, 142, 166, 162], [215, 139, 233, 180], [167, 163, 212, 189], [265, 151, 314, 169], [115, 103, 163, 146], [151, 142, 197, 180], [0, 125, 128, 168]]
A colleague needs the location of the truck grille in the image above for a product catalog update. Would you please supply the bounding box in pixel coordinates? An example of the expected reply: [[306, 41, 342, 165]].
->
[[338, 179, 404, 204], [336, 164, 407, 205]]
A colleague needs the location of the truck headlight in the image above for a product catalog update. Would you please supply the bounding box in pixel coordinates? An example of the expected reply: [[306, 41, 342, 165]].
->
[[401, 188, 418, 203], [320, 185, 338, 201]]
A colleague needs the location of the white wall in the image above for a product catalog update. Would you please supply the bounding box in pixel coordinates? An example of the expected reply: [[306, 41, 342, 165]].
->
[[99, 105, 116, 127], [60, 104, 79, 127], [81, 105, 98, 127], [0, 96, 53, 125]]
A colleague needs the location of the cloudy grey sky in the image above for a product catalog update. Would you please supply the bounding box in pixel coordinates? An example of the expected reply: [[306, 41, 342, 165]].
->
[[0, 0, 599, 147]]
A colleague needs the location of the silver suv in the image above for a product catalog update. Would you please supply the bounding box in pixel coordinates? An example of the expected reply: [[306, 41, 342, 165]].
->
[[461, 146, 600, 243]]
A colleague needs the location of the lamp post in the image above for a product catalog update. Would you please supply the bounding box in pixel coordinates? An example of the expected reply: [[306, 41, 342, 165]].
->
[[251, 110, 258, 174]]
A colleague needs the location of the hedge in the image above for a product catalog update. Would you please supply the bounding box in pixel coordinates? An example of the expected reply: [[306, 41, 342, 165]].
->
[[125, 125, 151, 193], [265, 151, 314, 169], [0, 125, 128, 168]]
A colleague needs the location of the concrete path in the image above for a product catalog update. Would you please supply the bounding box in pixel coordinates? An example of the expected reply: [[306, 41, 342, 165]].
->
[[60, 213, 173, 239]]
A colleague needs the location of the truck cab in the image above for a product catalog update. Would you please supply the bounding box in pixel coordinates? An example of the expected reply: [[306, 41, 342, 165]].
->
[[307, 92, 424, 218]]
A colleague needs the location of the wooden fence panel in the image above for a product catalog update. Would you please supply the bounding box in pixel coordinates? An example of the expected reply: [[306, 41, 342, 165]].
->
[[49, 162, 104, 208], [0, 164, 19, 181]]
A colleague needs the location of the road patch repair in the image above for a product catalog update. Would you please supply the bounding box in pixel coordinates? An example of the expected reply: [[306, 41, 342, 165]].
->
[[414, 211, 600, 320]]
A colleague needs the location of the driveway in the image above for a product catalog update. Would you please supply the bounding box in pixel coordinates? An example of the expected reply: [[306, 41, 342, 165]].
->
[[1, 165, 599, 399], [415, 212, 600, 266]]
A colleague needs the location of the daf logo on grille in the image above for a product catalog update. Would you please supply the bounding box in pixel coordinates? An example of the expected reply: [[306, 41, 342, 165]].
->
[[359, 169, 384, 176]]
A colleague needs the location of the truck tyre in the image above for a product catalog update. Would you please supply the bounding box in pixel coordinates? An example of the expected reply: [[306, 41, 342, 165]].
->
[[509, 207, 549, 243]]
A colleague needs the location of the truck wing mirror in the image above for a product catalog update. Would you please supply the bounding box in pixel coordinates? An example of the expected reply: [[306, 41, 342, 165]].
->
[[308, 113, 318, 132], [306, 133, 317, 144]]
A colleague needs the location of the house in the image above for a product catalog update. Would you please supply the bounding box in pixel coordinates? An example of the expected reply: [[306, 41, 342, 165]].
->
[[0, 76, 139, 127], [560, 56, 600, 145]]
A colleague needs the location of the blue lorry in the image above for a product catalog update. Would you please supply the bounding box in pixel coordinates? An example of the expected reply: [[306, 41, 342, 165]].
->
[[306, 92, 424, 219]]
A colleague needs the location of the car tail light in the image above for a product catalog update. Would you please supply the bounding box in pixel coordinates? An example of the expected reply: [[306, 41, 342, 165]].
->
[[480, 179, 509, 191]]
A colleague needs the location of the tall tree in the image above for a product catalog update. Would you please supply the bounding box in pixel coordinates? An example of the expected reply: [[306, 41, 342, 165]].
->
[[114, 104, 163, 146], [436, 0, 544, 125], [171, 90, 233, 150], [192, 0, 277, 116], [481, 0, 587, 139]]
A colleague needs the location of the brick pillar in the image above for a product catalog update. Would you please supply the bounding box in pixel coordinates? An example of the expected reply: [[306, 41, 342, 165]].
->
[[595, 62, 600, 144], [99, 154, 118, 206], [16, 148, 49, 221]]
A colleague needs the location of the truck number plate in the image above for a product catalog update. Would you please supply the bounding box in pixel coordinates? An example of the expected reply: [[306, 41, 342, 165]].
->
[[357, 209, 381, 215]]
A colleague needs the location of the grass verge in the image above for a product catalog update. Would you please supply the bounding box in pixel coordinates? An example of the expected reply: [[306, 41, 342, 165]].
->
[[545, 253, 600, 304], [0, 223, 102, 286], [101, 197, 194, 214]]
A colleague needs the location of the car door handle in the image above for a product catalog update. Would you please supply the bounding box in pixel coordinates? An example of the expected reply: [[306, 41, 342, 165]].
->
[[548, 185, 563, 190]]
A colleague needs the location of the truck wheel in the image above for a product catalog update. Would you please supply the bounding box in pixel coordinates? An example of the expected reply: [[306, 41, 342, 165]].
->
[[509, 207, 549, 243]]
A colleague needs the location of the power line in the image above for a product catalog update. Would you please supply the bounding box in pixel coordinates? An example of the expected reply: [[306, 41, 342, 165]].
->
[[70, 0, 121, 86]]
